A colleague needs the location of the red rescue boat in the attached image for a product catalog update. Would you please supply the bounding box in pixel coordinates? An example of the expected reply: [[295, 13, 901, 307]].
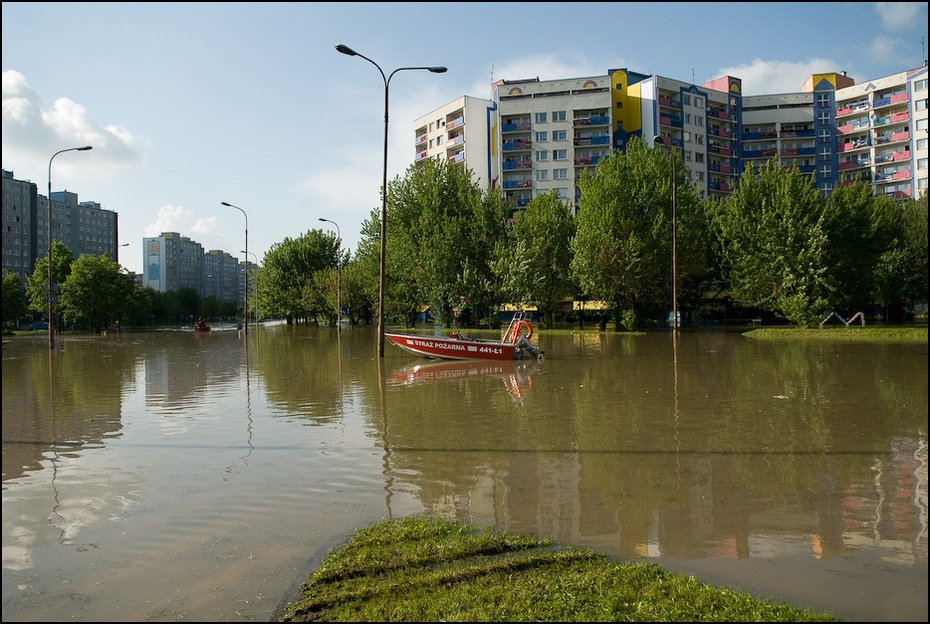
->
[[384, 312, 543, 361]]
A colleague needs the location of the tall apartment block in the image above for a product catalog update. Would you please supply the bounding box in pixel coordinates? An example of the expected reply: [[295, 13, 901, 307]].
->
[[2, 169, 123, 283], [143, 232, 251, 309], [143, 232, 205, 295], [414, 64, 928, 212], [414, 95, 497, 191]]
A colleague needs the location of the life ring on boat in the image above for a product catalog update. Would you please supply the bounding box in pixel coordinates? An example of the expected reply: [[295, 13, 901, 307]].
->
[[509, 320, 533, 343]]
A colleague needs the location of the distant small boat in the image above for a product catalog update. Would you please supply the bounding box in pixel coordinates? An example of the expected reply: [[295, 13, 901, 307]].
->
[[384, 312, 543, 361]]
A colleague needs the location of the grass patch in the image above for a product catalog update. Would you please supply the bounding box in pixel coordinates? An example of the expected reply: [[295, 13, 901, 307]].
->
[[279, 516, 836, 622], [744, 326, 926, 343]]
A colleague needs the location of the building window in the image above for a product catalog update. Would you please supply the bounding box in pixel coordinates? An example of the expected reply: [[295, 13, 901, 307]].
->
[[536, 132, 548, 142], [914, 78, 927, 91], [819, 147, 832, 157], [552, 111, 566, 122], [695, 115, 704, 126], [918, 158, 928, 171], [553, 130, 567, 141], [553, 168, 568, 179], [535, 112, 548, 124], [683, 94, 691, 106], [555, 188, 569, 199], [537, 169, 549, 181], [535, 150, 549, 161], [916, 99, 927, 111], [553, 149, 568, 161]]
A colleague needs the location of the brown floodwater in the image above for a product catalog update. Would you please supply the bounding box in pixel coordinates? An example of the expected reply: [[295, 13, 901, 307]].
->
[[2, 324, 927, 621]]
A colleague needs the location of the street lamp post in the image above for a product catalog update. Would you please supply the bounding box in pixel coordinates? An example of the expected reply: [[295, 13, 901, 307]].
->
[[241, 250, 260, 324], [653, 135, 678, 331], [336, 44, 446, 357], [221, 202, 249, 335], [318, 218, 342, 329], [47, 145, 92, 349]]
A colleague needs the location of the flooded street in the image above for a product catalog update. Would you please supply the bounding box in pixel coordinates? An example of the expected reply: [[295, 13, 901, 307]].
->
[[2, 325, 927, 621]]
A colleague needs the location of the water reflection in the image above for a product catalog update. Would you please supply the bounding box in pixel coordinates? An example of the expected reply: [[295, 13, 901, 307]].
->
[[389, 359, 538, 401], [1, 327, 926, 622]]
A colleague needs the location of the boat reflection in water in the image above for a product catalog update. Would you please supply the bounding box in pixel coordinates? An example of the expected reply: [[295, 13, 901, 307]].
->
[[389, 358, 538, 400]]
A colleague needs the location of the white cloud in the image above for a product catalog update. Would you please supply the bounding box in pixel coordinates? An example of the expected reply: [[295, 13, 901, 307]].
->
[[712, 58, 847, 95], [874, 2, 925, 30], [146, 204, 201, 238], [2, 69, 146, 182], [868, 35, 908, 66]]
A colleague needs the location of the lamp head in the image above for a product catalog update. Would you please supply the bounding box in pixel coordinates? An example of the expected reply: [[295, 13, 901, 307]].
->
[[430, 67, 448, 74], [653, 135, 664, 146], [335, 44, 357, 57], [221, 201, 232, 207], [77, 145, 93, 151]]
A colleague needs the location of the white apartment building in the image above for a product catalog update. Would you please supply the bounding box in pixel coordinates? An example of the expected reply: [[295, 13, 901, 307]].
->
[[833, 67, 928, 199], [418, 64, 928, 213], [414, 95, 495, 191]]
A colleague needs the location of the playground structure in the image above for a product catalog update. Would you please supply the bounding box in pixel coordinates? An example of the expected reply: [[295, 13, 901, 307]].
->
[[819, 311, 866, 328]]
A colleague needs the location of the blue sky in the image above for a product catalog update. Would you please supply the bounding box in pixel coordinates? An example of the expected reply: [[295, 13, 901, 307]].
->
[[3, 2, 927, 274]]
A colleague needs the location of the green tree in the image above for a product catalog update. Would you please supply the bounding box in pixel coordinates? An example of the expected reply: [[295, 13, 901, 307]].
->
[[257, 229, 337, 324], [26, 240, 74, 320], [821, 181, 897, 312], [57, 253, 135, 331], [494, 191, 576, 328], [715, 162, 831, 328], [2, 269, 28, 329], [873, 192, 928, 320], [381, 158, 508, 327], [571, 137, 699, 330]]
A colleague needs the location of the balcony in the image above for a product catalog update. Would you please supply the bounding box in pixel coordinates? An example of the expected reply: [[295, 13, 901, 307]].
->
[[573, 136, 610, 147], [502, 139, 532, 152], [502, 159, 532, 170], [572, 115, 610, 127], [502, 179, 533, 189], [501, 121, 531, 133]]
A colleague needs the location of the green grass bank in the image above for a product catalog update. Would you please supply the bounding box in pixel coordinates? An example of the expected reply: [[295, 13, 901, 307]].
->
[[278, 516, 837, 622]]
